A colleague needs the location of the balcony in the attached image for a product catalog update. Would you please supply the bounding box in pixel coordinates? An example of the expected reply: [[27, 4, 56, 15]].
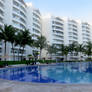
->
[[33, 12, 41, 20], [13, 10, 26, 23], [13, 5, 26, 19]]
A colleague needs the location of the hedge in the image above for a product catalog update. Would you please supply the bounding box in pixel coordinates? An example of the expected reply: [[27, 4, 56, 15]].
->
[[0, 60, 57, 67], [0, 60, 91, 67]]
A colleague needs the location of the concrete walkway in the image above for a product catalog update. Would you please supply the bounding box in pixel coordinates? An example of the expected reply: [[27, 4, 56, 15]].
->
[[0, 79, 92, 92]]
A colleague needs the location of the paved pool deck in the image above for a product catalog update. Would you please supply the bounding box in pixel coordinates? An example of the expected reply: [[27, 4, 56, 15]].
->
[[0, 79, 92, 92]]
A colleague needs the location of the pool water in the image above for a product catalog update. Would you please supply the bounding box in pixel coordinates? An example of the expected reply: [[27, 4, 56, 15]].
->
[[0, 62, 92, 84]]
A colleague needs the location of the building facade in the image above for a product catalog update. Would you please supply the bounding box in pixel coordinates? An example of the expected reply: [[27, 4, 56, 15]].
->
[[0, 0, 4, 27], [0, 0, 92, 61], [0, 0, 27, 60], [26, 3, 42, 58], [64, 19, 79, 45], [42, 16, 92, 60], [81, 22, 91, 44], [42, 15, 64, 59], [0, 0, 5, 60]]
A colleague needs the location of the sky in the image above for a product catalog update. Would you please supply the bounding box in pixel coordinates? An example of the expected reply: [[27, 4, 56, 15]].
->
[[24, 0, 92, 24]]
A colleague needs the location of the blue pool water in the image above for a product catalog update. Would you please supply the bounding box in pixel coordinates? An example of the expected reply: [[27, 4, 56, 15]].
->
[[1, 62, 92, 84]]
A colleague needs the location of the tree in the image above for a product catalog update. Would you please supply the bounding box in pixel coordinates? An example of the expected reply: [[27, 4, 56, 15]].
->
[[34, 35, 47, 59], [0, 25, 13, 61], [47, 45, 58, 59], [59, 44, 65, 56], [84, 41, 92, 59], [59, 44, 69, 61], [8, 26, 17, 61], [21, 29, 33, 60], [75, 43, 85, 60], [68, 41, 78, 54], [63, 46, 69, 61], [15, 29, 33, 61], [15, 30, 23, 61]]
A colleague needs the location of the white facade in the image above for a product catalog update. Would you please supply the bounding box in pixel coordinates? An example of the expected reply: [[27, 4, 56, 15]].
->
[[64, 19, 80, 45], [26, 3, 42, 57], [4, 0, 27, 29], [0, 0, 42, 61], [42, 15, 64, 46], [81, 22, 91, 44], [0, 0, 27, 60], [64, 19, 92, 45], [0, 0, 4, 26], [42, 16, 92, 60], [0, 0, 5, 60], [42, 15, 64, 59], [0, 0, 92, 61]]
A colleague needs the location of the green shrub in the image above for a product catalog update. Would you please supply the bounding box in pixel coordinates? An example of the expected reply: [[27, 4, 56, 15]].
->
[[85, 57, 92, 61], [0, 59, 90, 67]]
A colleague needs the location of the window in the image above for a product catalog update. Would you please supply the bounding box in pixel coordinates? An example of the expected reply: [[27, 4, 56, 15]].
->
[[0, 17, 3, 23], [13, 0, 19, 7], [0, 9, 4, 16], [20, 18, 26, 24], [33, 12, 40, 20], [33, 23, 40, 29], [0, 2, 4, 8]]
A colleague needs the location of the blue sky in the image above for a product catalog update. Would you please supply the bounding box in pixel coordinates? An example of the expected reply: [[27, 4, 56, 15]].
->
[[24, 0, 92, 23]]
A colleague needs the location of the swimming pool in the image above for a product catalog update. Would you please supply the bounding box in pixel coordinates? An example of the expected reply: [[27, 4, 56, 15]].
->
[[0, 62, 92, 84]]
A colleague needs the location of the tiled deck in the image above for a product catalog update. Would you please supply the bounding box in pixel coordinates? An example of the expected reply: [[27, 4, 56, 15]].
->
[[0, 79, 92, 92]]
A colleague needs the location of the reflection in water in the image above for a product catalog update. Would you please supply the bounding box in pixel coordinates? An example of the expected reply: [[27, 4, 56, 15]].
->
[[0, 62, 92, 83]]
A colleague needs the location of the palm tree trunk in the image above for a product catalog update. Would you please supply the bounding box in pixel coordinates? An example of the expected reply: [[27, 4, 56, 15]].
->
[[18, 46, 21, 61], [12, 43, 15, 61], [40, 49, 42, 60], [51, 54, 53, 60], [4, 41, 6, 61], [79, 52, 82, 61], [21, 47, 24, 61], [66, 55, 67, 61]]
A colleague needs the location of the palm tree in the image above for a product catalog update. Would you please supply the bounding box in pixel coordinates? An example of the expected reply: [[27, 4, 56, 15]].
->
[[47, 45, 58, 59], [59, 44, 65, 56], [15, 30, 23, 61], [59, 44, 69, 61], [63, 46, 69, 61], [68, 41, 78, 54], [84, 41, 92, 60], [8, 26, 17, 61], [15, 29, 33, 61], [21, 29, 33, 60], [34, 35, 47, 59], [75, 43, 85, 60], [0, 25, 13, 61]]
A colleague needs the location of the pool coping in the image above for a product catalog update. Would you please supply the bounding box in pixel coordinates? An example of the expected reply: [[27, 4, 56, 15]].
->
[[0, 78, 92, 92], [1, 78, 92, 86]]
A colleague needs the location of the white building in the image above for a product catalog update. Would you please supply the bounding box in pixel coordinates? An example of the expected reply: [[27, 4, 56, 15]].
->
[[0, 0, 5, 60], [0, 0, 42, 61], [0, 0, 27, 60], [0, 0, 92, 61], [81, 22, 91, 44], [0, 0, 4, 27], [26, 3, 42, 58], [42, 16, 92, 60], [42, 15, 64, 46], [42, 15, 64, 59], [64, 19, 79, 45]]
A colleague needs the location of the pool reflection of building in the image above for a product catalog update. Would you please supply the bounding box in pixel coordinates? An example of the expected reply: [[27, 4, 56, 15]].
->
[[0, 63, 92, 83]]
